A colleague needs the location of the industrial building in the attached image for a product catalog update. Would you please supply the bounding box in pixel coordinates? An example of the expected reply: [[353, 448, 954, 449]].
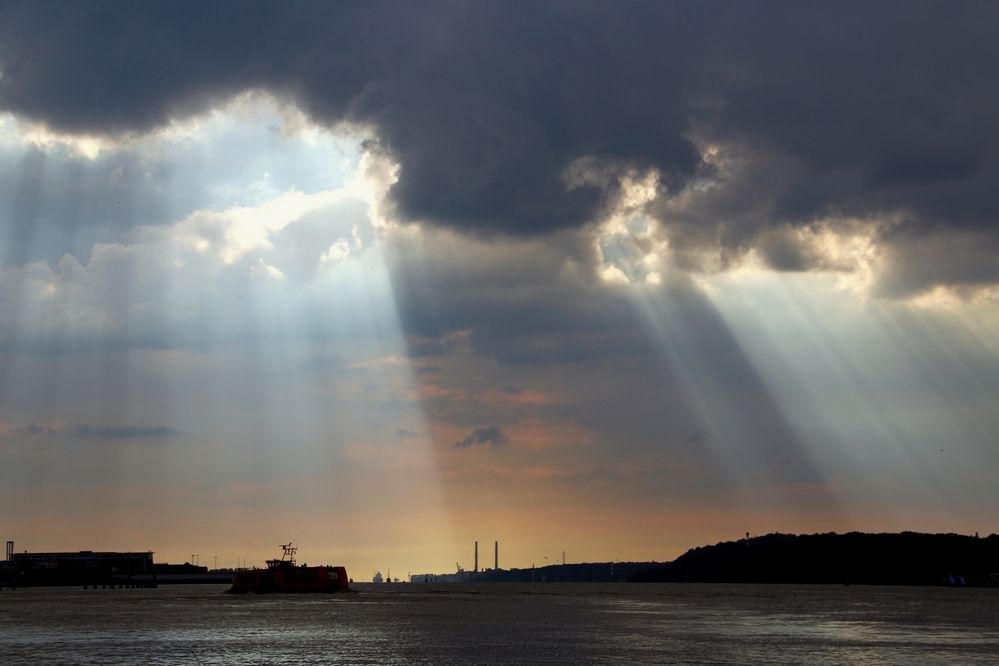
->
[[410, 540, 504, 583], [4, 541, 154, 586]]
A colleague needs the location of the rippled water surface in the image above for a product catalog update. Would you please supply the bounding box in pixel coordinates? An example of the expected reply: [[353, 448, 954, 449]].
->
[[2, 583, 997, 664]]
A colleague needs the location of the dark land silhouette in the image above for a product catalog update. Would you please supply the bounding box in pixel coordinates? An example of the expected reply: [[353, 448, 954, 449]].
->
[[4, 532, 999, 589], [633, 531, 999, 586], [470, 532, 999, 586]]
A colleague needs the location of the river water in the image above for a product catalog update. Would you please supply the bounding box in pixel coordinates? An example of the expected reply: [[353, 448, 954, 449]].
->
[[1, 583, 997, 664]]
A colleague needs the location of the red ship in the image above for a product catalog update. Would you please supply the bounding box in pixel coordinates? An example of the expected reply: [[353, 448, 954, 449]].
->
[[228, 543, 349, 594]]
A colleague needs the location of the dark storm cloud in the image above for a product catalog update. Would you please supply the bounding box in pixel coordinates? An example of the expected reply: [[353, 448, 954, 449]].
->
[[0, 0, 699, 236], [2, 1, 998, 292], [384, 228, 652, 365], [454, 425, 507, 449], [681, 3, 999, 250]]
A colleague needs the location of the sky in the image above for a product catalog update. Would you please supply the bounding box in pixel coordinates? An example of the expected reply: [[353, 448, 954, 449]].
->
[[1, 0, 998, 578]]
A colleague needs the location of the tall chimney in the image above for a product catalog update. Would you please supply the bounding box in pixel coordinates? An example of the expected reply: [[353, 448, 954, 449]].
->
[[5, 541, 13, 561], [474, 541, 478, 574], [494, 540, 498, 570]]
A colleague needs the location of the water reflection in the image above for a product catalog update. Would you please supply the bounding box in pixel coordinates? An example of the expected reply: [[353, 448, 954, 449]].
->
[[1, 584, 997, 665], [596, 586, 999, 665]]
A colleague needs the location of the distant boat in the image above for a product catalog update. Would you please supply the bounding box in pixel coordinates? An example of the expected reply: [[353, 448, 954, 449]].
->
[[228, 544, 349, 594]]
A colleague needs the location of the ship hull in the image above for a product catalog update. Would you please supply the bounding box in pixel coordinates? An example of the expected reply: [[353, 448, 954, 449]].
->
[[228, 565, 349, 594]]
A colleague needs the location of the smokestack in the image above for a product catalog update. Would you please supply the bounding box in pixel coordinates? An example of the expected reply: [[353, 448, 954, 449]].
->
[[494, 541, 498, 570], [5, 541, 12, 561], [474, 541, 478, 574]]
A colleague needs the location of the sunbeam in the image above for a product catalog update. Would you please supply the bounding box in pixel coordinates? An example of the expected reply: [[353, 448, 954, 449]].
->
[[0, 97, 457, 574], [705, 269, 999, 531], [2, 1, 998, 588]]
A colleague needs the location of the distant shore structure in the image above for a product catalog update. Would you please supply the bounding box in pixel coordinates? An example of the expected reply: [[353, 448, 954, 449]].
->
[[0, 539, 231, 588], [409, 538, 505, 583]]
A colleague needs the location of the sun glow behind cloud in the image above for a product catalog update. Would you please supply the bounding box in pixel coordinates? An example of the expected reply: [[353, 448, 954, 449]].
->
[[0, 96, 459, 574]]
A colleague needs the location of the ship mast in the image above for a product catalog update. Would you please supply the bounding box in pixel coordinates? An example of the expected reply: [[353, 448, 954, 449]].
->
[[266, 542, 298, 568]]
